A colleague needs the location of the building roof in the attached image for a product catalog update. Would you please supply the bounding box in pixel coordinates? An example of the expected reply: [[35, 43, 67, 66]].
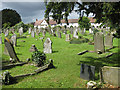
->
[[34, 17, 96, 26]]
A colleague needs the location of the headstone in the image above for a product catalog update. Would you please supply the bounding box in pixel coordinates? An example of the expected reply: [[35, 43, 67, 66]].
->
[[29, 44, 38, 52], [70, 27, 73, 34], [43, 38, 52, 53], [4, 45, 9, 55], [28, 27, 32, 34], [105, 33, 113, 48], [31, 30, 35, 37], [5, 30, 9, 37], [0, 37, 2, 44], [4, 38, 20, 62], [10, 34, 17, 47], [42, 30, 46, 37], [89, 28, 93, 34], [66, 34, 71, 41], [94, 32, 105, 53], [80, 64, 95, 80], [100, 66, 120, 87], [19, 27, 23, 36], [73, 27, 78, 39], [57, 31, 61, 38]]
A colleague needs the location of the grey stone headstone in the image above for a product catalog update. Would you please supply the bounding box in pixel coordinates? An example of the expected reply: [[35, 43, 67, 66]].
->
[[94, 32, 105, 53], [5, 30, 9, 37], [73, 27, 78, 39], [57, 31, 61, 38], [42, 30, 46, 37], [89, 28, 93, 34], [31, 30, 35, 37], [4, 45, 9, 55], [19, 27, 23, 36], [28, 27, 32, 34], [4, 38, 20, 62], [43, 38, 52, 53], [70, 27, 73, 34], [80, 64, 95, 81], [66, 34, 71, 41], [0, 37, 2, 44], [105, 33, 113, 48], [10, 34, 17, 47]]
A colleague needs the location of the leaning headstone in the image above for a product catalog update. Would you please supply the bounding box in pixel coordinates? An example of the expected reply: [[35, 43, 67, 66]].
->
[[10, 34, 17, 47], [0, 37, 2, 44], [94, 32, 105, 53], [73, 27, 78, 39], [57, 31, 61, 38], [42, 30, 46, 37], [43, 38, 52, 53], [80, 64, 95, 80], [5, 30, 9, 37], [31, 30, 35, 37], [100, 66, 120, 87], [4, 38, 20, 62], [29, 44, 38, 52], [105, 33, 113, 48], [66, 34, 71, 41], [19, 27, 23, 36]]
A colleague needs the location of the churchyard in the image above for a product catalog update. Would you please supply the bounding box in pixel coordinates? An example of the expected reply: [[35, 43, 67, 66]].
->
[[0, 26, 120, 88]]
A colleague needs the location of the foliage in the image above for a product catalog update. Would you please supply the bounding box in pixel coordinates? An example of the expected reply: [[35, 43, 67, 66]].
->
[[2, 22, 11, 29], [1, 9, 21, 27], [31, 51, 46, 67], [78, 16, 91, 30]]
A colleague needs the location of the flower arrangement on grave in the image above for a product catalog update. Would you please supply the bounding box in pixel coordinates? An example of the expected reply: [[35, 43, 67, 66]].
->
[[31, 51, 46, 67]]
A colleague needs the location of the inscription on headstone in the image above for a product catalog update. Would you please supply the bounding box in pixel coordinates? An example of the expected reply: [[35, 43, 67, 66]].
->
[[80, 64, 95, 81]]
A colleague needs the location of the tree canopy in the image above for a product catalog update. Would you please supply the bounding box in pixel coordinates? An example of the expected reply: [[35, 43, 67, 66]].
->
[[1, 9, 22, 28]]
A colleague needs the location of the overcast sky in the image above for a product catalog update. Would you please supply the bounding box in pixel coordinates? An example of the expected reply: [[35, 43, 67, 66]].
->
[[1, 1, 94, 24]]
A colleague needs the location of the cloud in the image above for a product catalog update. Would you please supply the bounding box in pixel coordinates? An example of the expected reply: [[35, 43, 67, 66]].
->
[[2, 2, 46, 23]]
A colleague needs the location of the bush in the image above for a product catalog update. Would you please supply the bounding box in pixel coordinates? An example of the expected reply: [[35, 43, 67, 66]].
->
[[31, 51, 46, 67]]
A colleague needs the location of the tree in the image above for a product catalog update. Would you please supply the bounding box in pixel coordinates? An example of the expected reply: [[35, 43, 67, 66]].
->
[[78, 16, 90, 30], [44, 2, 120, 37], [1, 9, 22, 28]]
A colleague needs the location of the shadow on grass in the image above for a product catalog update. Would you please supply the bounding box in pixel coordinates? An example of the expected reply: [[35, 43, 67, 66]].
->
[[17, 36, 27, 39], [52, 51, 58, 53], [16, 53, 22, 55], [16, 45, 24, 47]]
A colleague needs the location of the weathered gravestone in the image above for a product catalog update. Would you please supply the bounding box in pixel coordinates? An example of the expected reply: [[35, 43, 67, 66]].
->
[[43, 38, 52, 53], [105, 33, 113, 48], [19, 27, 23, 36], [94, 32, 105, 53], [66, 34, 71, 41], [57, 31, 61, 38], [73, 27, 78, 39], [5, 30, 9, 37], [100, 66, 120, 87], [0, 37, 2, 44], [4, 38, 20, 62], [89, 28, 93, 34], [42, 30, 46, 37], [81, 28, 86, 35], [31, 30, 35, 37], [70, 27, 73, 34], [10, 34, 17, 47], [4, 45, 9, 55], [28, 27, 32, 34], [29, 44, 38, 52], [80, 64, 95, 80]]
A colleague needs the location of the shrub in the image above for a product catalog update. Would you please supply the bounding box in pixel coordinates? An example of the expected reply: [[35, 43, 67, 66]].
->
[[31, 51, 46, 67]]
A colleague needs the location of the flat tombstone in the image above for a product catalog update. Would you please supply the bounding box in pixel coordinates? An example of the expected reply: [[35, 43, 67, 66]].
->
[[31, 30, 35, 37], [94, 32, 105, 53], [10, 34, 17, 47], [44, 38, 52, 53], [0, 36, 2, 44], [58, 31, 61, 38], [80, 64, 95, 81], [5, 30, 9, 37], [4, 38, 20, 62], [105, 33, 113, 48], [66, 34, 71, 41], [19, 27, 23, 36]]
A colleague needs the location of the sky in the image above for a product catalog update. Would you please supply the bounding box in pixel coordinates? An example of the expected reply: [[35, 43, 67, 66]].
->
[[1, 1, 94, 24]]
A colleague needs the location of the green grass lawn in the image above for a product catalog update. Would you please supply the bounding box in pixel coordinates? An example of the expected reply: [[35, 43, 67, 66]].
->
[[1, 31, 119, 88]]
